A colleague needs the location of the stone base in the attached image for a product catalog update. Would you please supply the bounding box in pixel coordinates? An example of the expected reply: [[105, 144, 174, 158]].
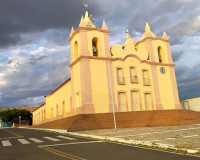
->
[[32, 110, 200, 131]]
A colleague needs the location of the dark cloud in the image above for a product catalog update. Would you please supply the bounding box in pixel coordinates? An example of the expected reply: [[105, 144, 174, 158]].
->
[[29, 55, 47, 65], [128, 0, 200, 44], [171, 50, 183, 62], [175, 62, 200, 99], [0, 0, 105, 48]]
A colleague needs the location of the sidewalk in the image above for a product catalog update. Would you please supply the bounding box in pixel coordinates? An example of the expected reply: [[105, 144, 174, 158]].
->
[[26, 124, 200, 155], [77, 124, 200, 150]]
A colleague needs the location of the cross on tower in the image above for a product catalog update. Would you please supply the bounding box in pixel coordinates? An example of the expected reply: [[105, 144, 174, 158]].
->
[[84, 3, 88, 11], [125, 28, 131, 39]]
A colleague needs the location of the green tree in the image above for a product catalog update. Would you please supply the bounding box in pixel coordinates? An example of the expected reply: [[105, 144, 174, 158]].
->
[[0, 109, 31, 123]]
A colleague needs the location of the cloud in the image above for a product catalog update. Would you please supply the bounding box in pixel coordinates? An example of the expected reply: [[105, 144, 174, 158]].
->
[[0, 44, 70, 107], [127, 0, 200, 44], [0, 0, 96, 48], [0, 0, 199, 107]]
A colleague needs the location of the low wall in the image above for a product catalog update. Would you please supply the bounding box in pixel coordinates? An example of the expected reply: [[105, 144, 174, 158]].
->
[[31, 110, 200, 131]]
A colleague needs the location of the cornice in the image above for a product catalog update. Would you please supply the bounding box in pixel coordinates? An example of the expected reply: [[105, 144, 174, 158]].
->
[[68, 27, 110, 41], [69, 55, 175, 68]]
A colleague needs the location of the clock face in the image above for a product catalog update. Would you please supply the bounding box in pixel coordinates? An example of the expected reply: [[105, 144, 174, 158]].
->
[[160, 67, 165, 74]]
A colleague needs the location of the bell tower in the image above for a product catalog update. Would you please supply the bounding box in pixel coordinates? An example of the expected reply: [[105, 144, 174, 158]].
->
[[68, 10, 113, 115], [139, 22, 181, 110]]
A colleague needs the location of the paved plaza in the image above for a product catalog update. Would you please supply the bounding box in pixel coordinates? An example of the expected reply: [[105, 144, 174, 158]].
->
[[78, 124, 200, 150]]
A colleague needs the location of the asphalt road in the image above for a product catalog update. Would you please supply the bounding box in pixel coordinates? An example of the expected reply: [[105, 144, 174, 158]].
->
[[0, 128, 199, 160]]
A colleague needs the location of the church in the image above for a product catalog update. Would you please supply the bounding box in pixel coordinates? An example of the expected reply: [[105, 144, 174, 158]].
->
[[32, 10, 182, 127]]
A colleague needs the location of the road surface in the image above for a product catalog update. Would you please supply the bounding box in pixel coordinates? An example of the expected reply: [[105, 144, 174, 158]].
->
[[0, 128, 199, 160]]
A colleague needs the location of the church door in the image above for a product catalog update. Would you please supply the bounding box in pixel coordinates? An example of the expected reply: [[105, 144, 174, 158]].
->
[[145, 93, 152, 110], [131, 91, 140, 111], [118, 92, 126, 112]]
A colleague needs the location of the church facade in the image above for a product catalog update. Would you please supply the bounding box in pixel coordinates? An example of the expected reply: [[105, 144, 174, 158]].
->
[[33, 11, 181, 125]]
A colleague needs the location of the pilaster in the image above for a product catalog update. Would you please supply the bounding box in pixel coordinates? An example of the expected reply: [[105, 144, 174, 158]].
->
[[151, 65, 163, 110]]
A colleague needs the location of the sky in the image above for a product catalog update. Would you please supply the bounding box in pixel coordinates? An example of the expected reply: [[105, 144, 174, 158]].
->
[[0, 0, 199, 107]]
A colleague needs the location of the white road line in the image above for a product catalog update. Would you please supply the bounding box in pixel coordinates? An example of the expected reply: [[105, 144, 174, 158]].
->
[[29, 138, 44, 143], [43, 137, 60, 142], [2, 140, 12, 147], [18, 139, 30, 144], [0, 136, 23, 140], [38, 141, 103, 147], [57, 135, 76, 140], [183, 135, 199, 138]]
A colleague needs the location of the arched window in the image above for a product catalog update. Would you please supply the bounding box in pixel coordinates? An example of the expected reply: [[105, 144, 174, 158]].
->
[[158, 46, 164, 63], [56, 105, 59, 117], [92, 38, 99, 56], [74, 41, 78, 60]]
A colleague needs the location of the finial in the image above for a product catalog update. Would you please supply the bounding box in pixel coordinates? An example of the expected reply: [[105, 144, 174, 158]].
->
[[101, 20, 108, 30], [125, 28, 131, 39], [79, 16, 86, 27], [85, 11, 89, 19], [70, 27, 75, 37], [145, 22, 151, 32], [162, 31, 168, 40]]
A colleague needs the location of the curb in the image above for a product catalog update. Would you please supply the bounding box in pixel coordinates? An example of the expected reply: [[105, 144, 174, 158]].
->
[[21, 127, 199, 155], [66, 132, 199, 154]]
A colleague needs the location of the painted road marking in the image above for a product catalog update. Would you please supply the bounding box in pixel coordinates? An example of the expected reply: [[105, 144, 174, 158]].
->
[[57, 135, 76, 140], [38, 140, 103, 148], [43, 137, 61, 142], [41, 146, 86, 160], [2, 140, 12, 147], [29, 138, 44, 143], [2, 129, 21, 137], [0, 136, 23, 140], [183, 135, 199, 138], [18, 139, 30, 144]]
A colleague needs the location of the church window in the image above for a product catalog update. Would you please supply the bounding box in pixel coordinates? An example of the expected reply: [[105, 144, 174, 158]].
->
[[62, 101, 65, 117], [41, 110, 43, 121], [56, 105, 59, 117], [75, 92, 80, 108], [43, 109, 46, 121], [130, 67, 138, 84], [143, 69, 151, 86], [74, 41, 78, 60], [92, 38, 99, 56], [117, 68, 125, 85], [158, 46, 165, 63], [51, 108, 53, 119], [70, 97, 72, 109]]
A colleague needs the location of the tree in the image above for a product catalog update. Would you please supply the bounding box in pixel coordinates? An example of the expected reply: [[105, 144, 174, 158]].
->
[[0, 109, 31, 123]]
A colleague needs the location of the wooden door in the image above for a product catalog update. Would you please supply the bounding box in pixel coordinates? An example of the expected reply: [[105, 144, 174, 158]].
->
[[131, 91, 140, 111]]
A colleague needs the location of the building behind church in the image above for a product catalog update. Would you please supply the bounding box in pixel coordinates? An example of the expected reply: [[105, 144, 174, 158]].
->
[[32, 11, 182, 126]]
